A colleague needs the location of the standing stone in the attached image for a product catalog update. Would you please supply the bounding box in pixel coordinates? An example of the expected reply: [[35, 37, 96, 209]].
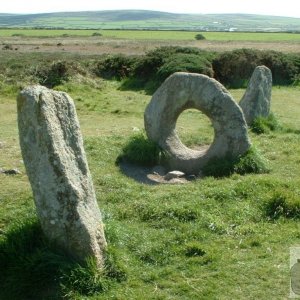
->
[[17, 85, 106, 267], [144, 72, 251, 175], [239, 65, 272, 125]]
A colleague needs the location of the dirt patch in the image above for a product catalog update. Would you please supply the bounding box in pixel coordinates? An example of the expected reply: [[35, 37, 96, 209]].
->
[[1, 37, 300, 56], [119, 162, 196, 185]]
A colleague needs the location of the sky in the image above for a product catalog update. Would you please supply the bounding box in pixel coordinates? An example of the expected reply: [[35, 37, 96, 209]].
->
[[1, 0, 300, 18]]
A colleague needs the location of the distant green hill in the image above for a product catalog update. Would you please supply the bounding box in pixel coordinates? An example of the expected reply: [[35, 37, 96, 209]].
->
[[1, 10, 300, 31]]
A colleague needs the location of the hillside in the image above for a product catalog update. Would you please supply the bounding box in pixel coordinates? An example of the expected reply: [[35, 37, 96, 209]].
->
[[1, 10, 300, 31]]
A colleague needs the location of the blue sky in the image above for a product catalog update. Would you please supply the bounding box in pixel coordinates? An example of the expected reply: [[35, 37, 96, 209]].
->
[[1, 0, 300, 18]]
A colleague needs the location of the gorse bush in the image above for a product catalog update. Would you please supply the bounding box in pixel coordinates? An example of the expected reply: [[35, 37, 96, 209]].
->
[[95, 54, 136, 80], [36, 60, 87, 88], [134, 47, 215, 80], [119, 46, 216, 92], [195, 33, 206, 40], [251, 113, 280, 134], [213, 49, 300, 87], [118, 132, 162, 166], [212, 49, 261, 88], [259, 51, 300, 85], [157, 53, 214, 81], [35, 60, 69, 87], [203, 147, 269, 177]]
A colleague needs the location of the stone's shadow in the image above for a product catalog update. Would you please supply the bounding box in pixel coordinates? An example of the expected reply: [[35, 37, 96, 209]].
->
[[0, 219, 63, 299], [119, 161, 160, 185], [118, 161, 192, 185]]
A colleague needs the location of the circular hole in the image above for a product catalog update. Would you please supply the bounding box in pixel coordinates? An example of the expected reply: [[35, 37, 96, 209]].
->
[[176, 109, 214, 150]]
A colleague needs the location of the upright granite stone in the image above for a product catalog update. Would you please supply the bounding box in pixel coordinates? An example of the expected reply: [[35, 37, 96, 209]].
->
[[239, 65, 272, 125], [17, 85, 106, 267], [144, 72, 251, 175]]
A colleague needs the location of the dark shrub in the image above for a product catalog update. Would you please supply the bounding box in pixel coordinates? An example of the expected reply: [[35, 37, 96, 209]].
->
[[131, 47, 175, 80], [36, 60, 86, 88], [2, 44, 13, 50], [128, 46, 215, 91], [92, 32, 102, 36], [213, 49, 300, 88], [11, 33, 25, 37], [157, 53, 214, 81], [212, 49, 260, 88], [195, 33, 206, 40], [133, 46, 214, 79], [95, 55, 136, 79], [259, 51, 300, 85], [37, 61, 69, 87]]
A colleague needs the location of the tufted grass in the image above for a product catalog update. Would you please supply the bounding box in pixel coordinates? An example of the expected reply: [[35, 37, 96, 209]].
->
[[251, 113, 281, 134], [117, 132, 163, 166], [1, 67, 300, 299], [203, 146, 269, 177]]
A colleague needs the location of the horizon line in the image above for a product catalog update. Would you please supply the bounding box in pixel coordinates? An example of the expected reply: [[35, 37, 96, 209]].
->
[[0, 9, 300, 19]]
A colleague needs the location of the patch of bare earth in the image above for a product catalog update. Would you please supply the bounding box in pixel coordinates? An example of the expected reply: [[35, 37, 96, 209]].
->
[[1, 37, 300, 55], [119, 162, 194, 185]]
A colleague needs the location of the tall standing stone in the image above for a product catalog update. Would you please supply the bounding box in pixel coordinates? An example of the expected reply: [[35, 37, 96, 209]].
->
[[17, 85, 106, 267], [239, 65, 272, 125]]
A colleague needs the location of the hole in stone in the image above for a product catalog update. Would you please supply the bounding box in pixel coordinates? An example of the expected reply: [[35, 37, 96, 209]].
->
[[176, 109, 214, 150]]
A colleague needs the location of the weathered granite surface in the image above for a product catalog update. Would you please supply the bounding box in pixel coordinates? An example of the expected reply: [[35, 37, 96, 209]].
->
[[239, 65, 272, 125], [144, 72, 251, 174], [17, 85, 106, 266]]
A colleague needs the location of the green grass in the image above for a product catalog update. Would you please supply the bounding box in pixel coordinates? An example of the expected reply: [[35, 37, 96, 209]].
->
[[117, 132, 163, 166], [1, 11, 300, 32], [251, 113, 281, 134], [1, 28, 300, 41], [0, 219, 126, 299], [1, 56, 300, 298], [203, 147, 269, 177]]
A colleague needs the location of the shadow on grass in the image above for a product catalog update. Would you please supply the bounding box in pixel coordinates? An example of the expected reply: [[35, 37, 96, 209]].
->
[[0, 219, 126, 300], [0, 219, 65, 299], [118, 161, 160, 185]]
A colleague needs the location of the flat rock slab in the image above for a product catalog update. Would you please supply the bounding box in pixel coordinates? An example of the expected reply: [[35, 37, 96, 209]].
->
[[239, 65, 272, 125], [17, 85, 106, 266], [164, 170, 185, 181], [144, 72, 251, 175]]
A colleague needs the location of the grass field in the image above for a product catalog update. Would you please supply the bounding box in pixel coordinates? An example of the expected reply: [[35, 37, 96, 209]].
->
[[1, 11, 300, 32], [1, 56, 300, 299], [1, 28, 300, 42]]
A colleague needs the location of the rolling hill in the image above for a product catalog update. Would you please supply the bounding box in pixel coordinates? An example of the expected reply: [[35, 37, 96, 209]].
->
[[0, 10, 300, 31]]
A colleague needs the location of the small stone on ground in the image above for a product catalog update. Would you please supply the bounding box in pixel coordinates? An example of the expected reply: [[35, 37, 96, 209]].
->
[[0, 168, 21, 175], [152, 165, 166, 176], [164, 170, 185, 181]]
